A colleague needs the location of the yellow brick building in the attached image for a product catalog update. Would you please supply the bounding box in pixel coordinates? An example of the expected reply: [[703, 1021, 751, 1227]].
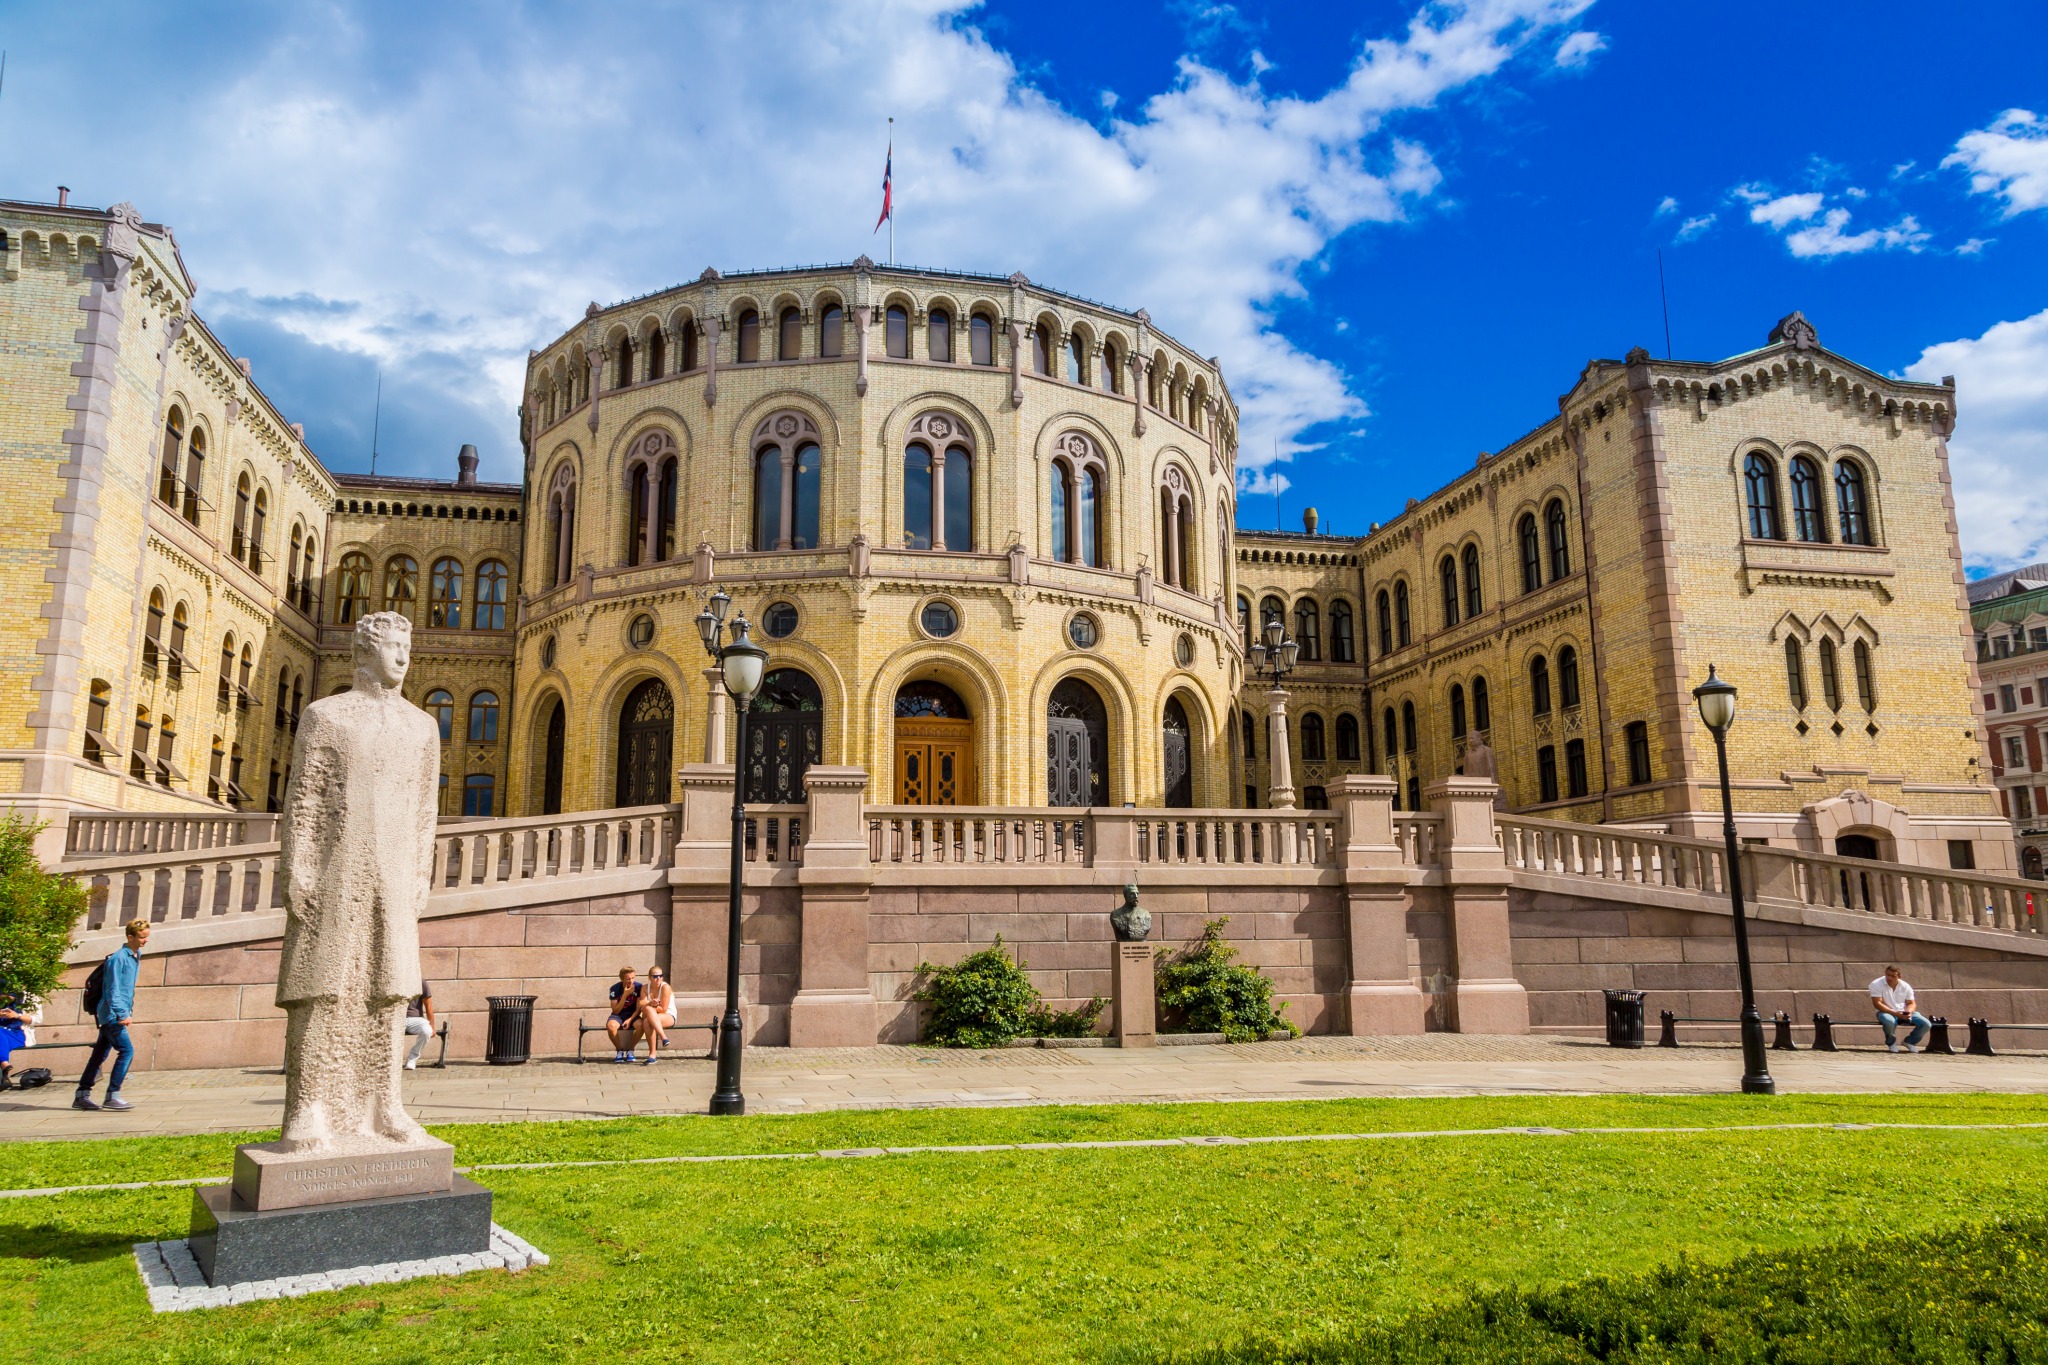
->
[[0, 197, 2006, 870]]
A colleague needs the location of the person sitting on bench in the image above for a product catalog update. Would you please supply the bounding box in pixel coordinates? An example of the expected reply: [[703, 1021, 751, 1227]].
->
[[1870, 966, 1930, 1053], [0, 994, 36, 1089], [634, 967, 675, 1065], [606, 967, 644, 1062], [402, 982, 435, 1070]]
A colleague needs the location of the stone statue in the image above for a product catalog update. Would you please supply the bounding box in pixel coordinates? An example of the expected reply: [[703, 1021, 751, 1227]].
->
[[1463, 734, 1496, 781], [1111, 883, 1151, 942], [275, 612, 440, 1154]]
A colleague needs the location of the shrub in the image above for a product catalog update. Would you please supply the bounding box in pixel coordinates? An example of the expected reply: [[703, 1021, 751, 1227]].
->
[[0, 815, 87, 1007], [1025, 996, 1107, 1038], [912, 937, 1039, 1047], [1156, 917, 1297, 1043]]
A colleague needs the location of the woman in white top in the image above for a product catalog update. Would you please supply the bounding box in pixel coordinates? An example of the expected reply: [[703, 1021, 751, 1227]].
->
[[634, 968, 676, 1064]]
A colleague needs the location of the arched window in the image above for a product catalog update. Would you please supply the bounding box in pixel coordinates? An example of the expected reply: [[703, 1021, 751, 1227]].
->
[[1853, 639, 1877, 712], [928, 308, 952, 362], [474, 560, 508, 630], [680, 318, 700, 370], [1068, 334, 1086, 384], [1048, 678, 1110, 806], [1531, 654, 1552, 715], [1472, 674, 1491, 732], [885, 304, 909, 359], [1300, 712, 1326, 761], [83, 679, 114, 765], [628, 462, 650, 565], [1376, 591, 1393, 656], [755, 446, 786, 551], [1835, 459, 1872, 545], [1785, 637, 1808, 710], [1819, 638, 1842, 712], [1330, 601, 1355, 663], [158, 407, 184, 505], [646, 325, 665, 380], [1401, 700, 1417, 753], [1519, 514, 1541, 594], [1335, 712, 1361, 761], [1462, 543, 1482, 618], [463, 773, 495, 817], [1051, 463, 1070, 563], [337, 553, 371, 623], [904, 443, 933, 549], [1158, 467, 1197, 590], [425, 689, 454, 741], [249, 488, 267, 571], [182, 427, 205, 523], [1049, 433, 1102, 567], [547, 467, 578, 588], [1382, 709, 1397, 772], [1394, 582, 1411, 647], [383, 555, 418, 616], [778, 306, 802, 361], [1260, 595, 1285, 640], [970, 311, 994, 366], [130, 705, 152, 781], [233, 473, 252, 560], [468, 690, 500, 743], [238, 643, 252, 702], [287, 524, 304, 602], [1032, 322, 1052, 375], [1450, 684, 1467, 739], [168, 601, 190, 678], [614, 333, 635, 389], [1102, 341, 1122, 393], [298, 533, 318, 614], [1558, 645, 1581, 708], [1294, 600, 1321, 661], [1439, 555, 1460, 627], [1545, 498, 1571, 580], [1237, 596, 1252, 651], [1789, 456, 1826, 541], [735, 308, 761, 363], [218, 634, 236, 706], [943, 445, 972, 551], [429, 557, 463, 628], [1243, 709, 1258, 763], [1744, 454, 1782, 540], [818, 304, 843, 358]]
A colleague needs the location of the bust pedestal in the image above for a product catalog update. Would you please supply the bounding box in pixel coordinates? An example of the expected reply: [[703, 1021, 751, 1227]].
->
[[1111, 942, 1156, 1048]]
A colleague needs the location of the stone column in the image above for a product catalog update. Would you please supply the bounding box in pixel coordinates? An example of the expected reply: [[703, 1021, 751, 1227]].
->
[[1265, 686, 1296, 810], [669, 763, 738, 1023], [1426, 777, 1528, 1034], [1334, 775, 1426, 1034], [789, 766, 880, 1047], [702, 667, 728, 763], [929, 447, 947, 551], [776, 446, 796, 549]]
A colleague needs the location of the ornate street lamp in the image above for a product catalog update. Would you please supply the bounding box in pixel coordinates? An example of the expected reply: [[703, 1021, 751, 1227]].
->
[[695, 587, 768, 1115], [1249, 614, 1300, 809], [1692, 664, 1774, 1096]]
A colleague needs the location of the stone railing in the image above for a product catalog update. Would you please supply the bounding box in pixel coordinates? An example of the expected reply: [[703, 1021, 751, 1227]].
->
[[744, 807, 805, 864], [867, 807, 1088, 865], [1498, 816, 1728, 896], [1128, 811, 1338, 867], [435, 804, 676, 891], [65, 810, 277, 858], [1391, 814, 1443, 867]]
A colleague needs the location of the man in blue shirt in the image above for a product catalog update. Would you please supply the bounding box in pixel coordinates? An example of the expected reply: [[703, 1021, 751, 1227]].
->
[[74, 918, 149, 1112]]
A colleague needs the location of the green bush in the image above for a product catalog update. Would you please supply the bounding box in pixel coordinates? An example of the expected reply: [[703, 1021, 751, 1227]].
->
[[1149, 1217, 2048, 1364], [1156, 917, 1297, 1043], [1025, 996, 1107, 1038], [912, 937, 1040, 1047], [0, 815, 87, 1007]]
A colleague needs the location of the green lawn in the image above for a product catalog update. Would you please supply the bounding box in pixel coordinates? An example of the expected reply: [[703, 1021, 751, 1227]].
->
[[5, 1094, 2047, 1363]]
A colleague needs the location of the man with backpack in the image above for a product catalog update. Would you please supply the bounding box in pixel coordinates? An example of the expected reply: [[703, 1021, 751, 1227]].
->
[[74, 918, 149, 1112]]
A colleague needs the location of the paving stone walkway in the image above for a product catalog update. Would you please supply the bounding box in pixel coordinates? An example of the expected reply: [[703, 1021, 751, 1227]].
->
[[9, 1034, 2046, 1141]]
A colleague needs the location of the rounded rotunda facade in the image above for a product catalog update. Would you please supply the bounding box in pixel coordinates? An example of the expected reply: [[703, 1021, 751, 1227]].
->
[[512, 260, 1245, 815]]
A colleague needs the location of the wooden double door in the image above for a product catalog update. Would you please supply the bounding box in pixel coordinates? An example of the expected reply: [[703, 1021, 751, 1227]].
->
[[895, 718, 976, 805]]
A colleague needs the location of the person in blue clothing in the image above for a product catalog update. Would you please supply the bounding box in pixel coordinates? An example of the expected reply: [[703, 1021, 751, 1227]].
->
[[74, 918, 150, 1112]]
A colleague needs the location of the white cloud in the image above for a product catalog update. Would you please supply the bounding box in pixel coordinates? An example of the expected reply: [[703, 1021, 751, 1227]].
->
[[1747, 191, 1825, 228], [12, 0, 1595, 486], [1673, 213, 1715, 243], [1782, 209, 1930, 258], [1906, 307, 2048, 573], [1553, 30, 1606, 67], [1944, 108, 2048, 216], [1654, 195, 1679, 216]]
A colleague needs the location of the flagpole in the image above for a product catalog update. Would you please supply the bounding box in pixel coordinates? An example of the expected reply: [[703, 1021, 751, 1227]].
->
[[888, 118, 895, 266]]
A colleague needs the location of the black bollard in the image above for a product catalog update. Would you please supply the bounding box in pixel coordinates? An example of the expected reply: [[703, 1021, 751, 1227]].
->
[[1925, 1017, 1955, 1056], [1657, 1009, 1679, 1048], [1811, 1013, 1837, 1052], [1771, 1011, 1798, 1051], [1967, 1017, 1997, 1057]]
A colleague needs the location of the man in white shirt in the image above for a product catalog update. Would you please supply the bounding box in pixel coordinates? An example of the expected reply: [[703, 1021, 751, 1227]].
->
[[1869, 966, 1930, 1053]]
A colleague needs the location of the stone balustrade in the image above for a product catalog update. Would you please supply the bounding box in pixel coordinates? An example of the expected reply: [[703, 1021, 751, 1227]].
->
[[66, 810, 277, 858]]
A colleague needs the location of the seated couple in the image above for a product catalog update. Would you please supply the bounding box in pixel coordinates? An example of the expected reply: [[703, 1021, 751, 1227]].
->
[[605, 966, 677, 1064]]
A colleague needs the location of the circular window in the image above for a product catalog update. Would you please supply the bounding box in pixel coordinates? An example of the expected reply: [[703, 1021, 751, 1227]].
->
[[539, 634, 557, 668], [627, 614, 656, 650], [762, 601, 799, 639], [920, 600, 959, 638], [1175, 633, 1195, 667], [1067, 613, 1099, 649]]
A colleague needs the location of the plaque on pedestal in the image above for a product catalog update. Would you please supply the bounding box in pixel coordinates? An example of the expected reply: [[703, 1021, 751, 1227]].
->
[[233, 1136, 457, 1210]]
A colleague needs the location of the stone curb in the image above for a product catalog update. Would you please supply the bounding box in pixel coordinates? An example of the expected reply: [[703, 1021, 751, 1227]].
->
[[132, 1223, 549, 1312]]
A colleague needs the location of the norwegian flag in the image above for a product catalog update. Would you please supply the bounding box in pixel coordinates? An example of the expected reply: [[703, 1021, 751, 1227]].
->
[[874, 138, 893, 233]]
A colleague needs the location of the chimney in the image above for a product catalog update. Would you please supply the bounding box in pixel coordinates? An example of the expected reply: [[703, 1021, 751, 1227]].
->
[[56, 187, 70, 207], [1303, 506, 1319, 535], [456, 444, 479, 487]]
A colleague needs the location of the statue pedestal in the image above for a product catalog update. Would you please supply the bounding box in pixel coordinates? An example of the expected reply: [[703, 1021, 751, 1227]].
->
[[191, 1136, 491, 1288], [1111, 941, 1156, 1048]]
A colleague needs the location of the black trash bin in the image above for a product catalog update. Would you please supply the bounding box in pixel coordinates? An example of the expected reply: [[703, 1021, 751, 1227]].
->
[[486, 994, 538, 1066], [1603, 988, 1646, 1048]]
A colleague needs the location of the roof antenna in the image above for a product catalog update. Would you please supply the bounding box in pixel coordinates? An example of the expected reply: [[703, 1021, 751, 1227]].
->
[[1657, 249, 1673, 360], [369, 372, 381, 475]]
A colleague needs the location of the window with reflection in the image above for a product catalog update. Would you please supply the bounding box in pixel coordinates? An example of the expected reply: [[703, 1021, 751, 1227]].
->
[[1744, 454, 1782, 540], [1853, 639, 1877, 712], [1300, 712, 1326, 762], [383, 555, 418, 616], [474, 560, 508, 630], [468, 690, 500, 743], [1377, 590, 1393, 656], [1836, 459, 1872, 545], [1394, 582, 1411, 647], [428, 557, 463, 628], [680, 318, 699, 370], [337, 553, 371, 623], [646, 326, 664, 380], [1335, 712, 1361, 761], [1450, 683, 1467, 738], [1789, 456, 1826, 541], [1068, 334, 1085, 384], [920, 308, 948, 362], [970, 312, 994, 366], [885, 305, 909, 359], [1330, 601, 1355, 663], [1236, 596, 1252, 651], [774, 307, 800, 361], [1531, 654, 1552, 715], [463, 773, 495, 818], [1439, 555, 1460, 627], [1032, 322, 1052, 375], [754, 446, 785, 551], [1545, 498, 1570, 579], [425, 689, 454, 741], [1785, 637, 1808, 710], [158, 408, 184, 506], [1462, 543, 1482, 618], [1819, 638, 1842, 711], [1049, 435, 1102, 567], [818, 304, 843, 358], [1559, 645, 1581, 708], [1294, 600, 1321, 661], [1473, 674, 1491, 731], [904, 444, 934, 549], [182, 427, 205, 524], [1519, 514, 1541, 594], [1401, 700, 1417, 754], [735, 309, 761, 363], [1102, 342, 1122, 393], [613, 334, 635, 389]]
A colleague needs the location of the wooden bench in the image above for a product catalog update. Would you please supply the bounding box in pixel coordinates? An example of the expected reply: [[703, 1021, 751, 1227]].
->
[[577, 1015, 717, 1063], [1810, 1013, 1955, 1054]]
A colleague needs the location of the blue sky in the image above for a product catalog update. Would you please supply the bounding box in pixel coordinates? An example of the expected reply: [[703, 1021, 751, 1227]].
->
[[6, 1, 2045, 568]]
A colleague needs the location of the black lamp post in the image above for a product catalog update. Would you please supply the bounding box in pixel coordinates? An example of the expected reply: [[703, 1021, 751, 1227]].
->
[[695, 588, 767, 1116], [1692, 664, 1774, 1096]]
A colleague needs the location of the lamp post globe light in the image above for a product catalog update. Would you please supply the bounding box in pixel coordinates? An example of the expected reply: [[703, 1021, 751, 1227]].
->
[[696, 588, 768, 1116], [1250, 615, 1300, 810], [1692, 664, 1774, 1096]]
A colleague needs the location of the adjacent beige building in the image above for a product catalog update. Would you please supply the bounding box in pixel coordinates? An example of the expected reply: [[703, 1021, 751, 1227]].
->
[[1969, 566, 2048, 878]]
